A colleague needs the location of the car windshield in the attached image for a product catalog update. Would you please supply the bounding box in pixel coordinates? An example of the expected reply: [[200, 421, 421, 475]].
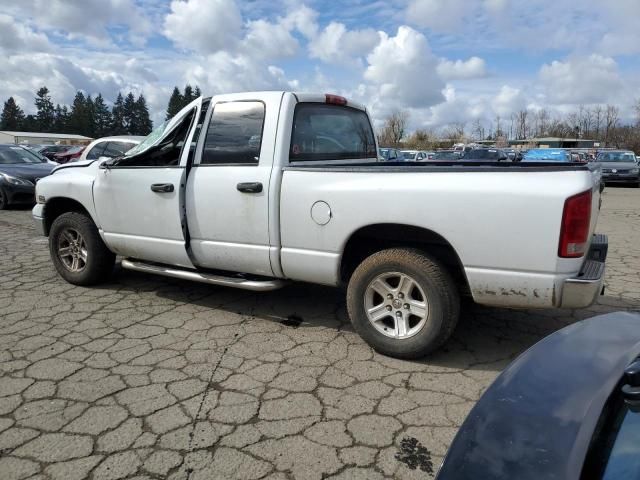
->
[[402, 152, 416, 160], [597, 152, 637, 163], [0, 145, 47, 164], [465, 149, 499, 159]]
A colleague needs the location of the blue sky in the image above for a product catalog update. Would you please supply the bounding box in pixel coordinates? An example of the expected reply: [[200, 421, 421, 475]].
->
[[1, 0, 639, 131]]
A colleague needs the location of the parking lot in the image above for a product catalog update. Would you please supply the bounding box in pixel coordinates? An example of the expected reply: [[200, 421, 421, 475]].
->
[[0, 187, 638, 480]]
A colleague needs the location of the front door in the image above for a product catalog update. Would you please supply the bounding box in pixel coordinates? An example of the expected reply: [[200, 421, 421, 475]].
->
[[185, 92, 282, 276], [93, 100, 203, 268]]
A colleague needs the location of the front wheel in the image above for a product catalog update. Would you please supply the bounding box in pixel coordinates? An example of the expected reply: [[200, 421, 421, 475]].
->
[[49, 212, 115, 285], [346, 248, 460, 359]]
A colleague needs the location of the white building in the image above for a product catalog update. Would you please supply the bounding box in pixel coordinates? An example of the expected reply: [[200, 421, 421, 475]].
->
[[0, 131, 93, 146]]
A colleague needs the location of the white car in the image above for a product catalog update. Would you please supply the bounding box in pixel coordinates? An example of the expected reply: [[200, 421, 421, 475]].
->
[[78, 135, 145, 163], [33, 91, 607, 358], [401, 150, 434, 161]]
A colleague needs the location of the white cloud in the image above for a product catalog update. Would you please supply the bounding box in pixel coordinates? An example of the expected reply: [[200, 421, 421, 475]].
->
[[405, 0, 467, 32], [492, 85, 527, 116], [242, 19, 299, 59], [0, 15, 50, 53], [364, 26, 445, 109], [539, 55, 624, 105], [437, 57, 487, 80], [309, 22, 378, 65], [7, 0, 151, 46], [281, 5, 318, 39], [164, 0, 243, 54]]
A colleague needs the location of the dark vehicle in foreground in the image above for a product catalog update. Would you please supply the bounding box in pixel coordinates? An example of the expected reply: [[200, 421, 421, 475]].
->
[[522, 148, 572, 162], [505, 149, 523, 162], [596, 150, 639, 187], [0, 144, 55, 209], [462, 148, 509, 161], [37, 144, 71, 161], [53, 145, 85, 164], [436, 310, 640, 480]]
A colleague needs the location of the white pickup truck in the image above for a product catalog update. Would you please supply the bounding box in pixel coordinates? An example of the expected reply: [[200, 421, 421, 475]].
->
[[33, 91, 607, 358]]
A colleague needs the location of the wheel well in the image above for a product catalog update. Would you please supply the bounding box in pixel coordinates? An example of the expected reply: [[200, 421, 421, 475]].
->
[[43, 198, 91, 236], [340, 224, 469, 293]]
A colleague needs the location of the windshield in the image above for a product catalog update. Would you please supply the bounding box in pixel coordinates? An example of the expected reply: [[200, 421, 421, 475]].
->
[[0, 145, 47, 164], [125, 121, 169, 157], [402, 152, 416, 160], [597, 152, 637, 163]]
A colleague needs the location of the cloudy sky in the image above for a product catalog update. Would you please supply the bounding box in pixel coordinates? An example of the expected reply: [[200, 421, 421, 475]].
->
[[1, 0, 639, 130]]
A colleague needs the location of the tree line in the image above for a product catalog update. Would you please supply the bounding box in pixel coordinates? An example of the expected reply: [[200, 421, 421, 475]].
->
[[382, 100, 640, 153], [0, 83, 203, 139]]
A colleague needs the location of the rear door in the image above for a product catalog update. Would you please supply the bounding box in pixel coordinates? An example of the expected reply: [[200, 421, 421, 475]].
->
[[185, 92, 282, 276], [93, 100, 204, 267]]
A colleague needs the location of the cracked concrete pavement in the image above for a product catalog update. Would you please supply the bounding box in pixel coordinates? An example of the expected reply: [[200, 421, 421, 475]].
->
[[1, 187, 639, 480]]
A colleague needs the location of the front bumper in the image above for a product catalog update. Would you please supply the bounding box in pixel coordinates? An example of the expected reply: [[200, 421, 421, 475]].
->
[[602, 174, 640, 184], [2, 183, 35, 205], [32, 203, 46, 236], [560, 234, 607, 308]]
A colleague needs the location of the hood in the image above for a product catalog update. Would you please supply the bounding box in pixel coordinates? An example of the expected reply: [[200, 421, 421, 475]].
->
[[0, 162, 56, 182], [436, 311, 640, 480], [52, 159, 96, 173]]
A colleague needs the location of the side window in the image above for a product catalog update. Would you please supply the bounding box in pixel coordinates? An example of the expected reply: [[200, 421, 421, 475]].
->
[[102, 141, 134, 158], [116, 109, 196, 167], [86, 143, 106, 160], [289, 103, 377, 162], [201, 101, 265, 165]]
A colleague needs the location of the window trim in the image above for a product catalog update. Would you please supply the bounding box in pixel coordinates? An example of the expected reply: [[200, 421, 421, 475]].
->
[[288, 102, 377, 164], [197, 99, 266, 167]]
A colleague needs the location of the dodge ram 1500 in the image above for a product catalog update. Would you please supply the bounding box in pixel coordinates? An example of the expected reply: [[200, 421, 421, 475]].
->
[[33, 91, 607, 358]]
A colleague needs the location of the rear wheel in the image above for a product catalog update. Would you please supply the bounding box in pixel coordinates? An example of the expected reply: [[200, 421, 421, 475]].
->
[[49, 212, 115, 285], [347, 248, 460, 359]]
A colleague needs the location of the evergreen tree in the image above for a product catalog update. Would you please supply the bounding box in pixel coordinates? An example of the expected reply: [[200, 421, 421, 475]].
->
[[123, 92, 136, 134], [165, 86, 183, 120], [0, 97, 26, 131], [193, 86, 201, 99], [35, 86, 55, 132], [22, 114, 38, 132], [53, 104, 70, 133], [93, 94, 113, 137], [85, 95, 97, 138], [68, 91, 88, 135], [183, 84, 194, 108], [134, 94, 153, 135], [111, 93, 126, 135]]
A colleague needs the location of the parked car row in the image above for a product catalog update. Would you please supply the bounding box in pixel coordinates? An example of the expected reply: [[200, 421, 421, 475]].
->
[[0, 136, 143, 209]]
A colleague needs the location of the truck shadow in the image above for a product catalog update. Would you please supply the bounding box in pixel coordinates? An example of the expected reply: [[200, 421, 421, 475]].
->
[[104, 267, 640, 373]]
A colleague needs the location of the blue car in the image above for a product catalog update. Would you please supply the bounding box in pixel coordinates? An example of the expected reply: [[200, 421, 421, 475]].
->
[[522, 148, 572, 162]]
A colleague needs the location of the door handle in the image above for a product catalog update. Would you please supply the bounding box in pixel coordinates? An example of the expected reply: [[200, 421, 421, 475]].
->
[[237, 182, 263, 193], [150, 183, 174, 193]]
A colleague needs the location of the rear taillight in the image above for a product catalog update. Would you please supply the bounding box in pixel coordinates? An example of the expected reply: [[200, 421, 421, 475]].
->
[[325, 94, 347, 106], [558, 190, 592, 258]]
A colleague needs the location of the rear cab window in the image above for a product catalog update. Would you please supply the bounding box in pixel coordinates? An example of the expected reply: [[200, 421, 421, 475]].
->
[[289, 103, 377, 163]]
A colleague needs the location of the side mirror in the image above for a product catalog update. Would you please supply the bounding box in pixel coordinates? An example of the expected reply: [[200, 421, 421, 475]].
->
[[98, 158, 115, 169]]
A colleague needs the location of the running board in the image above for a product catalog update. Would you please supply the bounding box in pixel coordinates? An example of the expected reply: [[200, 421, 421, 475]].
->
[[121, 259, 286, 292]]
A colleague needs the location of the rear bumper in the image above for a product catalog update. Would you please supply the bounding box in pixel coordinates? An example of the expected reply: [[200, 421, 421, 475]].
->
[[560, 234, 607, 308]]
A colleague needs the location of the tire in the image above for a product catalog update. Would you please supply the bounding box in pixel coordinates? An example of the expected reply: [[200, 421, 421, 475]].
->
[[347, 248, 460, 359], [0, 188, 8, 210], [49, 212, 115, 285]]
